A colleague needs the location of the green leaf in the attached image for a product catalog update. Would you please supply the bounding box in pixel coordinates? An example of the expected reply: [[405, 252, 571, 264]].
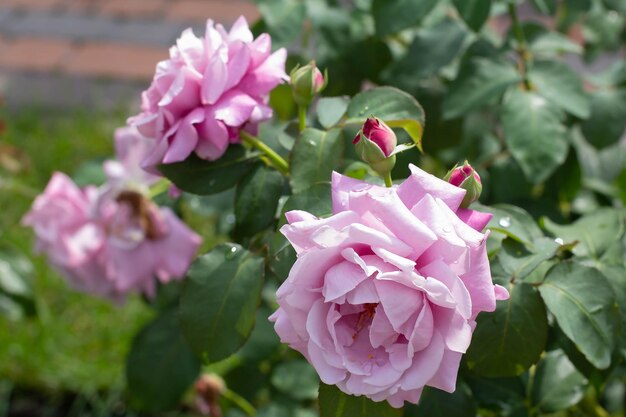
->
[[237, 307, 281, 362], [466, 376, 527, 414], [290, 128, 344, 194], [317, 97, 349, 129], [0, 251, 32, 298], [346, 86, 425, 151], [279, 183, 332, 226], [126, 309, 201, 412], [466, 281, 548, 377], [581, 89, 626, 149], [597, 264, 626, 358], [453, 0, 492, 31], [530, 349, 587, 413], [318, 383, 402, 417], [442, 58, 521, 119], [159, 146, 258, 195], [529, 60, 591, 119], [271, 360, 320, 400], [541, 208, 625, 258], [389, 18, 467, 80], [538, 262, 619, 369], [179, 244, 264, 361], [477, 204, 544, 246], [256, 0, 306, 48], [371, 0, 437, 37], [498, 237, 560, 282], [234, 164, 285, 237], [527, 29, 583, 55], [406, 383, 476, 417], [502, 89, 569, 183], [267, 231, 297, 281]]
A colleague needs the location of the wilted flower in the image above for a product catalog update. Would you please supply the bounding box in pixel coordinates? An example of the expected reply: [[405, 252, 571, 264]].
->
[[270, 165, 508, 407], [290, 61, 326, 106], [128, 16, 288, 171], [444, 161, 483, 208]]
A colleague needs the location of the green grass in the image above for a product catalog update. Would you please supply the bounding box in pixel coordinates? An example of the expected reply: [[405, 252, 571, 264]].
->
[[0, 107, 153, 395]]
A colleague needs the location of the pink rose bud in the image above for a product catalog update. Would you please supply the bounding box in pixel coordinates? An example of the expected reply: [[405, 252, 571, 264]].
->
[[290, 60, 327, 106], [444, 161, 483, 208], [353, 117, 397, 176]]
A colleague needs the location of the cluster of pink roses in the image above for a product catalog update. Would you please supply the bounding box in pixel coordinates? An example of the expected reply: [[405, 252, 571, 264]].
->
[[23, 128, 201, 300]]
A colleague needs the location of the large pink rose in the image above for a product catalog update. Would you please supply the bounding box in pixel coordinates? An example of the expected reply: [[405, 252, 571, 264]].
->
[[270, 164, 508, 407], [128, 16, 288, 170], [23, 175, 202, 300]]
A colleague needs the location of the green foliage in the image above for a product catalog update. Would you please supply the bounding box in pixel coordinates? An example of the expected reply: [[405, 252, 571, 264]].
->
[[318, 383, 403, 417], [126, 309, 201, 412], [179, 244, 264, 361], [159, 146, 258, 195]]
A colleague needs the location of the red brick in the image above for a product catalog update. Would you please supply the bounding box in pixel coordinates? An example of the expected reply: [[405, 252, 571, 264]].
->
[[166, 0, 259, 25], [98, 0, 165, 19], [62, 42, 167, 81], [0, 37, 73, 72], [0, 0, 64, 12]]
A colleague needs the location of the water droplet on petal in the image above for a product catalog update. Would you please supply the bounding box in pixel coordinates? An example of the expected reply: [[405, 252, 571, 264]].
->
[[442, 225, 452, 233], [554, 237, 564, 245], [498, 217, 511, 228]]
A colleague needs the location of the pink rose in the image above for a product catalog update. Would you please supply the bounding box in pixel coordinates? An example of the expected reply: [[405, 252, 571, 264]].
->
[[21, 172, 96, 267], [270, 164, 508, 407], [104, 126, 161, 189], [23, 174, 202, 300], [128, 16, 288, 171]]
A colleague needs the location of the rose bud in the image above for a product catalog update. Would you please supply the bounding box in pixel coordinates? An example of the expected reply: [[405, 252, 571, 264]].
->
[[444, 161, 483, 208], [290, 61, 327, 106], [353, 117, 397, 177]]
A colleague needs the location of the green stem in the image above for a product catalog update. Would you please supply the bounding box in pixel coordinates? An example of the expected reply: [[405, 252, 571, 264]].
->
[[578, 389, 610, 417], [383, 172, 393, 188], [222, 388, 256, 417], [508, 3, 532, 90], [148, 178, 171, 199], [298, 105, 307, 132], [240, 131, 290, 176]]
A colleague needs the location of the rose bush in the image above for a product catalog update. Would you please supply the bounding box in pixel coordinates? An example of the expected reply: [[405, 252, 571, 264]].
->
[[271, 166, 508, 407]]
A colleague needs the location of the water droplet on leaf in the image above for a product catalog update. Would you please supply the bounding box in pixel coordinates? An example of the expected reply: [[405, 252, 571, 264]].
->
[[498, 217, 511, 228]]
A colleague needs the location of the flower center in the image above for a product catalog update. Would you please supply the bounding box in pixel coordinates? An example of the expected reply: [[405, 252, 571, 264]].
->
[[352, 302, 378, 340], [115, 190, 162, 240]]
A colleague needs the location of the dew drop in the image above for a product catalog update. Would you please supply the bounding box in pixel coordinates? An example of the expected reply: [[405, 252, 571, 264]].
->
[[225, 213, 235, 225], [498, 217, 511, 228], [226, 246, 239, 259], [554, 237, 564, 245], [442, 225, 452, 233]]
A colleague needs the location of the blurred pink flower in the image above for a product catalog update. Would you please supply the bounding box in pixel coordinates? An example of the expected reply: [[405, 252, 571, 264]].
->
[[23, 174, 201, 300], [270, 164, 508, 407], [104, 126, 161, 189], [128, 16, 288, 171]]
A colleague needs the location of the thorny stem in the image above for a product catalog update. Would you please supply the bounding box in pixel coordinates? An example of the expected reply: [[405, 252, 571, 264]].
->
[[240, 130, 290, 176], [508, 3, 533, 90]]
